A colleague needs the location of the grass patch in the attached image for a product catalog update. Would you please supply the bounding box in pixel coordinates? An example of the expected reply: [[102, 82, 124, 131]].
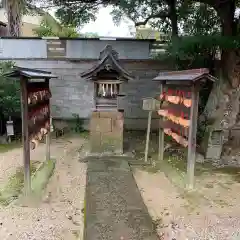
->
[[55, 130, 89, 141], [79, 130, 89, 139], [0, 142, 21, 153], [31, 159, 56, 196], [0, 161, 40, 205]]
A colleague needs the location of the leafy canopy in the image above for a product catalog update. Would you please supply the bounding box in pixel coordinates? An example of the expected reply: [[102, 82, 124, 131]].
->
[[0, 61, 21, 117], [33, 16, 80, 37]]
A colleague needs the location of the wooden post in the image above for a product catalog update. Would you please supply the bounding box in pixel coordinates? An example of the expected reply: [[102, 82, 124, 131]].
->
[[186, 83, 199, 189], [158, 83, 164, 161], [158, 120, 164, 161], [20, 77, 31, 195], [45, 78, 51, 161], [144, 110, 152, 162], [45, 133, 50, 161]]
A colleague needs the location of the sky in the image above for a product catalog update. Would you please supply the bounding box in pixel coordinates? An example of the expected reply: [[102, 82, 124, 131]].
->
[[80, 7, 134, 37], [62, 7, 134, 38]]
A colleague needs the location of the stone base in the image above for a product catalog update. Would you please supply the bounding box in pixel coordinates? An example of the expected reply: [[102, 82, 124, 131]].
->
[[90, 111, 124, 154]]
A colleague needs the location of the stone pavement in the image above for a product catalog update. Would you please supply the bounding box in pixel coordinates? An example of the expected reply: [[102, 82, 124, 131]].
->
[[84, 156, 159, 240]]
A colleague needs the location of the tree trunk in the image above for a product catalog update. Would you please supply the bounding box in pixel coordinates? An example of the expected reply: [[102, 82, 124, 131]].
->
[[217, 0, 237, 87], [168, 0, 178, 39], [200, 0, 240, 162], [5, 0, 23, 37]]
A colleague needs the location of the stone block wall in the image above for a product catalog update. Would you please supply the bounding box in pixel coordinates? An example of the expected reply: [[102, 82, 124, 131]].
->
[[90, 111, 124, 154], [13, 59, 173, 130]]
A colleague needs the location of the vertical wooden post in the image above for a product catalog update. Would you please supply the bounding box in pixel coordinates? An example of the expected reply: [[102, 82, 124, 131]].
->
[[158, 83, 164, 161], [45, 133, 50, 161], [144, 110, 152, 162], [20, 77, 31, 195], [187, 83, 199, 189], [46, 78, 50, 161]]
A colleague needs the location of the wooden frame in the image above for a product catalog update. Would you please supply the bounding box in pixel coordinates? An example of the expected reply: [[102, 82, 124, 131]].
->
[[5, 67, 56, 195], [151, 69, 216, 189]]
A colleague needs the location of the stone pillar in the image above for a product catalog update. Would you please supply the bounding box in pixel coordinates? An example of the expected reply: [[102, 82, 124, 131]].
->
[[90, 111, 124, 154]]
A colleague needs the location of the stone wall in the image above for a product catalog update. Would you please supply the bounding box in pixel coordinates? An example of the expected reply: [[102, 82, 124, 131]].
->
[[14, 59, 173, 130], [90, 111, 124, 154]]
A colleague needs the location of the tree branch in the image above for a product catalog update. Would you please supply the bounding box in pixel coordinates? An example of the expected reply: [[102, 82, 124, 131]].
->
[[135, 11, 170, 27]]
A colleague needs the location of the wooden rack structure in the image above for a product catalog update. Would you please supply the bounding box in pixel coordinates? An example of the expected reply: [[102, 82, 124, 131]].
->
[[143, 68, 216, 189], [5, 67, 57, 195]]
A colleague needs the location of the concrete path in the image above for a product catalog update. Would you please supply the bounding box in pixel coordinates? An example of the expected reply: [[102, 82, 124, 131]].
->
[[84, 156, 159, 240]]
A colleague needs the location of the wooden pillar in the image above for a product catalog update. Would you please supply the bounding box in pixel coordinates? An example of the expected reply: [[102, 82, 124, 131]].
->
[[45, 133, 50, 161], [158, 83, 164, 161], [20, 77, 31, 195], [144, 110, 152, 162], [45, 78, 50, 161], [186, 83, 199, 189]]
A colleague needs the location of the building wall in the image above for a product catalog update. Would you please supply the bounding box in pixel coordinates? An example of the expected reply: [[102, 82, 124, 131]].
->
[[0, 38, 170, 130], [0, 8, 60, 37], [21, 22, 39, 37], [0, 38, 152, 60], [0, 8, 42, 36], [14, 59, 173, 130]]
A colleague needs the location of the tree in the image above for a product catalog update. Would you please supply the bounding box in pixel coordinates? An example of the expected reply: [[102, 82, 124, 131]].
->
[[82, 32, 99, 38], [2, 0, 26, 36], [5, 0, 240, 152], [0, 61, 21, 118], [180, 3, 220, 35], [52, 0, 101, 27], [33, 16, 80, 37]]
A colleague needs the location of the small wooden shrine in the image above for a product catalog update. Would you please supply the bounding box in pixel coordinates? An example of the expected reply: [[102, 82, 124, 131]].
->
[[152, 68, 216, 189], [81, 45, 133, 154], [5, 67, 56, 195]]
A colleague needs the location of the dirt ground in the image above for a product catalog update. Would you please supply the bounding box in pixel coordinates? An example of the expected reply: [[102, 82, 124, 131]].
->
[[0, 136, 86, 240], [128, 131, 240, 240], [1, 131, 240, 240]]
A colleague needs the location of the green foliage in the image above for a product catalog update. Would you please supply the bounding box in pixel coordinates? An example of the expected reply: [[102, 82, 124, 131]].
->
[[52, 0, 100, 27], [33, 16, 80, 37], [0, 61, 21, 118], [82, 32, 99, 38], [180, 3, 220, 35], [72, 114, 84, 133], [164, 35, 240, 69]]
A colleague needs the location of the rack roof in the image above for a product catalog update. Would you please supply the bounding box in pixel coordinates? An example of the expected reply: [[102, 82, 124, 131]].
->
[[4, 67, 57, 79], [153, 68, 216, 84]]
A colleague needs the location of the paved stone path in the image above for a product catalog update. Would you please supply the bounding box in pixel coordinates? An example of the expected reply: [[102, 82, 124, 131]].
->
[[84, 156, 159, 240]]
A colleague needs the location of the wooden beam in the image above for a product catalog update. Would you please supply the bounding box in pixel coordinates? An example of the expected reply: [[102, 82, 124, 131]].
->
[[20, 77, 31, 195], [186, 83, 199, 189], [158, 83, 164, 161]]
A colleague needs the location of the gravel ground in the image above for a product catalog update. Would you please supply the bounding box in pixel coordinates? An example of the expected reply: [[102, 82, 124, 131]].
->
[[0, 137, 87, 240], [85, 157, 159, 240], [133, 169, 240, 240]]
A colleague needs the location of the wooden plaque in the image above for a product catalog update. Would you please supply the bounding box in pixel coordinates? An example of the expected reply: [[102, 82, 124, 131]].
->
[[142, 97, 161, 111], [47, 40, 66, 58]]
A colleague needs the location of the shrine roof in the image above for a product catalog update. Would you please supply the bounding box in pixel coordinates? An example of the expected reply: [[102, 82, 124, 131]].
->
[[4, 67, 57, 79], [153, 68, 217, 83], [81, 45, 134, 81]]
